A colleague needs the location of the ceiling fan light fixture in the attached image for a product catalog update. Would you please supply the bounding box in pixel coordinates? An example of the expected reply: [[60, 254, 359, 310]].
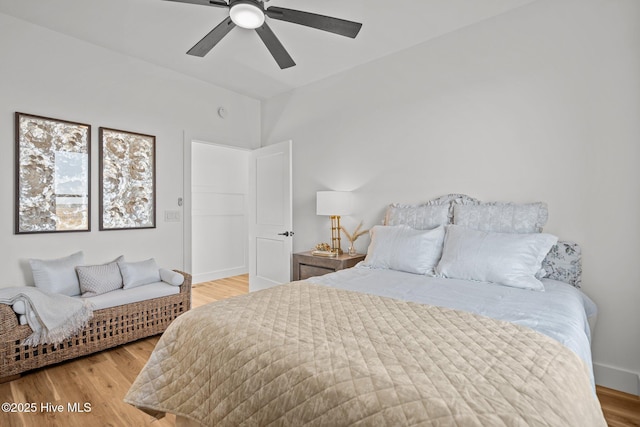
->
[[229, 1, 265, 29], [172, 0, 363, 69]]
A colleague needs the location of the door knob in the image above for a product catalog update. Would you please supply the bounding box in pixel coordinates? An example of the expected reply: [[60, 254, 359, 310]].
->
[[278, 231, 294, 237]]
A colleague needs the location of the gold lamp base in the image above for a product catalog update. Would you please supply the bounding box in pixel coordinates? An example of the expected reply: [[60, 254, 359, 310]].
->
[[330, 215, 343, 254]]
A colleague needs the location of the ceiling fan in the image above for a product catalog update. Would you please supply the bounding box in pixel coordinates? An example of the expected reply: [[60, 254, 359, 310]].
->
[[165, 0, 363, 69]]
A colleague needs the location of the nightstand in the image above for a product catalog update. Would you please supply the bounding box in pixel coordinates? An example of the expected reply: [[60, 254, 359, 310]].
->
[[292, 251, 366, 281]]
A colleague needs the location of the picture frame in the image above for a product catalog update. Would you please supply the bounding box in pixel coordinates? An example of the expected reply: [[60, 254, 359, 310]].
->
[[15, 112, 91, 234], [99, 127, 156, 230]]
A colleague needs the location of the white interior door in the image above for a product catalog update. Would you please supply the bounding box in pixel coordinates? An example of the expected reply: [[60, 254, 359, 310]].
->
[[249, 141, 293, 292], [191, 141, 249, 284]]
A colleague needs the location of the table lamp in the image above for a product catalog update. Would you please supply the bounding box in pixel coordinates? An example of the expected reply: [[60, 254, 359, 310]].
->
[[316, 191, 352, 254]]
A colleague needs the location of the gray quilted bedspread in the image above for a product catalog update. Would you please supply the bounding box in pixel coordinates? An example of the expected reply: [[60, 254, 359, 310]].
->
[[125, 282, 606, 426]]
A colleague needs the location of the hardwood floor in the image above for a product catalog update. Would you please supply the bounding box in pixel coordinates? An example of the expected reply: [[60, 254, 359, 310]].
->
[[0, 275, 248, 427], [191, 274, 249, 308], [598, 386, 640, 427], [1, 273, 638, 426]]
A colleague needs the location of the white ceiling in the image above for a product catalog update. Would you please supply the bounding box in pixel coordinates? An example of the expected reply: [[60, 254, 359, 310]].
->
[[0, 0, 536, 100]]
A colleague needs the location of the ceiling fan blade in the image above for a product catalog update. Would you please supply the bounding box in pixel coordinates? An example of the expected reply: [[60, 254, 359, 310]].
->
[[187, 17, 236, 57], [164, 0, 229, 8], [265, 7, 362, 38], [255, 22, 296, 69]]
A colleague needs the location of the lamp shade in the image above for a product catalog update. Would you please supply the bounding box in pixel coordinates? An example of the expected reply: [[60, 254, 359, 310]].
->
[[316, 191, 352, 216]]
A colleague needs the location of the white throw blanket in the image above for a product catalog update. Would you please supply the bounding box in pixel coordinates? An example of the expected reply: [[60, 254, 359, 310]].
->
[[0, 287, 94, 346]]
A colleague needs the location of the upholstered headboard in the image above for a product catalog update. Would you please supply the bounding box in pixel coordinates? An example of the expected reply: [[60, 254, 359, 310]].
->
[[383, 194, 582, 288]]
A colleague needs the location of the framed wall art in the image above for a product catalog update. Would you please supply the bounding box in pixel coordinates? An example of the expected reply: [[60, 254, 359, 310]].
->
[[99, 127, 156, 230], [15, 112, 91, 234]]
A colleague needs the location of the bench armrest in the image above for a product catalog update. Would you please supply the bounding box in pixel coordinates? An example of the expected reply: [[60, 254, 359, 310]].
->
[[174, 270, 192, 295]]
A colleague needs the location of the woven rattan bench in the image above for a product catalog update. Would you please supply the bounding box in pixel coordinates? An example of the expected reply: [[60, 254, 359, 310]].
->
[[0, 270, 191, 382]]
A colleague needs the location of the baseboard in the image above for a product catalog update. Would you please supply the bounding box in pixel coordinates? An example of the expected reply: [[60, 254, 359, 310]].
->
[[193, 267, 248, 285], [594, 362, 640, 396]]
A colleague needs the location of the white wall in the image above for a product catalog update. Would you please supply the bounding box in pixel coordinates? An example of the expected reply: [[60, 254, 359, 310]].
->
[[0, 13, 260, 286], [262, 0, 640, 394], [191, 142, 249, 283]]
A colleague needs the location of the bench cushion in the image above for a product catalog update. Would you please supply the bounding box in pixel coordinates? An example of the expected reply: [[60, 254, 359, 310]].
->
[[77, 282, 180, 310]]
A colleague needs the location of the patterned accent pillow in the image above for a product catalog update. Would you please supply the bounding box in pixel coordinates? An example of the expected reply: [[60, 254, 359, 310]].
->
[[77, 257, 124, 297], [384, 203, 449, 230], [541, 241, 582, 288], [453, 202, 548, 233], [423, 194, 481, 223]]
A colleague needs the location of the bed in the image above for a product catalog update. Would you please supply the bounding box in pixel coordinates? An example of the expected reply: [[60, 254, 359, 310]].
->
[[125, 194, 606, 426]]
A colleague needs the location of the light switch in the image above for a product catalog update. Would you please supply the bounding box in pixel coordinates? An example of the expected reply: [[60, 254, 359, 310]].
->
[[164, 210, 181, 222]]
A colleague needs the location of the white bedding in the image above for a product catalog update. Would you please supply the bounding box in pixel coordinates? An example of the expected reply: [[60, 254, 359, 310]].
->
[[308, 264, 597, 387]]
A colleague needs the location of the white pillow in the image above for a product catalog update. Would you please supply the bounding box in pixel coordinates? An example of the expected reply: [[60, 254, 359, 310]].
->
[[435, 225, 557, 291], [362, 225, 445, 275], [12, 300, 26, 314], [118, 258, 161, 289], [159, 268, 184, 286], [29, 251, 84, 296], [77, 256, 125, 297]]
